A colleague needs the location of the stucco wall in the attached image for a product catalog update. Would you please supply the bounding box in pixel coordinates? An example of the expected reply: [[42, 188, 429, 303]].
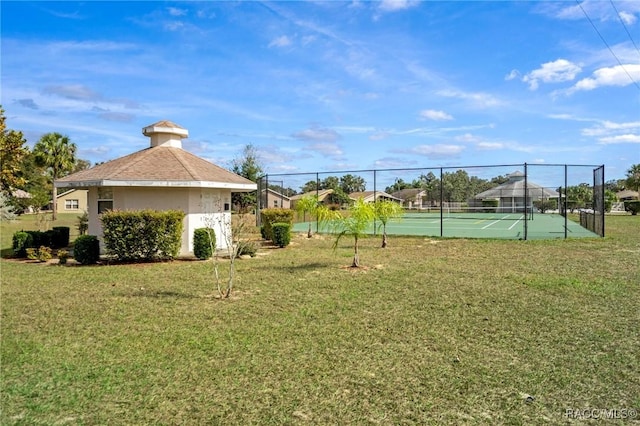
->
[[86, 186, 233, 256]]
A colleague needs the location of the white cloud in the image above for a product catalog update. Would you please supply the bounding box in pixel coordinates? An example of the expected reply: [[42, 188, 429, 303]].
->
[[167, 7, 187, 17], [409, 144, 465, 157], [378, 0, 420, 12], [619, 10, 637, 25], [436, 89, 504, 108], [292, 126, 341, 143], [522, 59, 581, 90], [476, 142, 505, 150], [419, 109, 453, 121], [505, 69, 520, 81], [568, 64, 640, 93], [269, 35, 292, 48], [598, 134, 640, 144], [43, 84, 102, 101], [308, 142, 344, 157]]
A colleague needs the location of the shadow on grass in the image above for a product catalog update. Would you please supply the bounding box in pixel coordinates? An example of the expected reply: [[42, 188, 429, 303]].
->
[[126, 290, 199, 299]]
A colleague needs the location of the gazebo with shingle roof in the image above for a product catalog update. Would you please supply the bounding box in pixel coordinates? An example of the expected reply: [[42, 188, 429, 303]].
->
[[474, 171, 559, 213], [56, 121, 256, 255]]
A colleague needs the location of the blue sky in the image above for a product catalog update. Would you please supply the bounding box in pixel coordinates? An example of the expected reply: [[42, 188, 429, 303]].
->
[[2, 1, 639, 186]]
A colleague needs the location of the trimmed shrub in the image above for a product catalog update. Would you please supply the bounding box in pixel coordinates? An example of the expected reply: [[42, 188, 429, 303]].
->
[[272, 222, 291, 248], [26, 230, 50, 248], [193, 227, 216, 260], [74, 235, 100, 265], [624, 200, 640, 215], [101, 209, 185, 261], [57, 249, 70, 265], [260, 208, 294, 241], [12, 231, 33, 257], [52, 226, 70, 248], [237, 240, 258, 257], [28, 246, 52, 262]]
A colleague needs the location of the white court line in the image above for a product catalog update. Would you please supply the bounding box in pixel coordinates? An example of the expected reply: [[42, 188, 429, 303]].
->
[[508, 218, 522, 230]]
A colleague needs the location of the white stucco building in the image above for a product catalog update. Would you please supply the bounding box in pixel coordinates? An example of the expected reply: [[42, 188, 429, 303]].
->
[[55, 121, 256, 255]]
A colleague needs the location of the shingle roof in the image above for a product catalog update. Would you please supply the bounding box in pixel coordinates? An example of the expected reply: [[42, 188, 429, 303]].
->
[[56, 146, 256, 190], [474, 171, 558, 199]]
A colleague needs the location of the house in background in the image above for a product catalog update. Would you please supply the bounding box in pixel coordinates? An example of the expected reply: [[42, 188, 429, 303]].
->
[[348, 191, 402, 204], [390, 188, 428, 209], [261, 188, 291, 209], [290, 189, 335, 209], [616, 189, 639, 201], [55, 121, 256, 255], [54, 189, 88, 214], [473, 171, 559, 212]]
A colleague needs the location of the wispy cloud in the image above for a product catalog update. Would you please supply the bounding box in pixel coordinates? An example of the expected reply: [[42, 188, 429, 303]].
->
[[292, 126, 341, 143], [419, 109, 454, 121], [43, 84, 102, 101], [436, 89, 504, 108], [565, 64, 640, 94], [14, 99, 39, 110], [269, 35, 293, 48], [520, 59, 582, 90], [378, 0, 420, 12]]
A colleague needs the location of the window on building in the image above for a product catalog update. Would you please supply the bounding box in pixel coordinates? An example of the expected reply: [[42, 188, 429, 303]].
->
[[98, 187, 113, 214], [273, 199, 279, 207], [65, 199, 79, 210]]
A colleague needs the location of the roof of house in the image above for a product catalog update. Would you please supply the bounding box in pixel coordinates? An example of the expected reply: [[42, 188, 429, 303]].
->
[[290, 189, 334, 201], [262, 188, 291, 200], [474, 171, 559, 199], [349, 191, 402, 202], [391, 188, 426, 201], [55, 121, 256, 191], [616, 189, 639, 200]]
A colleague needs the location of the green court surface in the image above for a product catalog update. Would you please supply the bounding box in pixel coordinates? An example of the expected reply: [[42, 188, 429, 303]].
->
[[292, 212, 599, 240]]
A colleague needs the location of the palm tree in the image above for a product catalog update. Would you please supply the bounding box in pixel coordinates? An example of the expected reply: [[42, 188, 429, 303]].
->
[[295, 194, 320, 238], [374, 200, 404, 248], [323, 197, 375, 268], [626, 164, 640, 192], [33, 132, 77, 220]]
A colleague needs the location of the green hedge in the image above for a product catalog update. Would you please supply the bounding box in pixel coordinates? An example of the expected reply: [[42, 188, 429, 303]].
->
[[624, 200, 640, 215], [260, 208, 294, 241], [52, 226, 70, 248], [193, 227, 216, 260], [74, 235, 100, 265], [101, 209, 186, 261], [272, 222, 291, 248], [12, 231, 33, 258]]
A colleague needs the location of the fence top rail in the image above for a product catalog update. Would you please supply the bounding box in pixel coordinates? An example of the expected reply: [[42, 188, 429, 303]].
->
[[259, 163, 605, 179]]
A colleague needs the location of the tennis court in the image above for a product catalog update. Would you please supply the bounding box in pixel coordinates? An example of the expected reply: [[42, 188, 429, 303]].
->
[[293, 210, 598, 240]]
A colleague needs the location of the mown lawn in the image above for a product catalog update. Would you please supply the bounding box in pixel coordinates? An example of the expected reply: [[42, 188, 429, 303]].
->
[[1, 215, 639, 425]]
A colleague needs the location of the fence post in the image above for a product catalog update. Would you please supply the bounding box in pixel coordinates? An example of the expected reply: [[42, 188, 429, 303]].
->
[[524, 163, 528, 240]]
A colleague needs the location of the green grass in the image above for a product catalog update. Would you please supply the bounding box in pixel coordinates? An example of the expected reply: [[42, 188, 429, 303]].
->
[[1, 215, 639, 424]]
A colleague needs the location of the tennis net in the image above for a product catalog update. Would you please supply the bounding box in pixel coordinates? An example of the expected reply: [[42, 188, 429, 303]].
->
[[403, 206, 533, 220]]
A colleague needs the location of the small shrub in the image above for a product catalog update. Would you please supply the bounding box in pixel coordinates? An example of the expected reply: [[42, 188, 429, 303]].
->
[[77, 212, 89, 235], [193, 227, 216, 260], [26, 248, 37, 260], [74, 235, 100, 265], [624, 200, 640, 215], [26, 230, 50, 248], [57, 249, 69, 265], [237, 241, 258, 257], [52, 226, 70, 248], [260, 208, 294, 241], [37, 246, 52, 262], [26, 246, 52, 262], [12, 231, 33, 257], [272, 222, 291, 248]]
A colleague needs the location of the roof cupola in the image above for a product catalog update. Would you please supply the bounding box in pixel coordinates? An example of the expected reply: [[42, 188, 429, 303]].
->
[[142, 120, 188, 148]]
